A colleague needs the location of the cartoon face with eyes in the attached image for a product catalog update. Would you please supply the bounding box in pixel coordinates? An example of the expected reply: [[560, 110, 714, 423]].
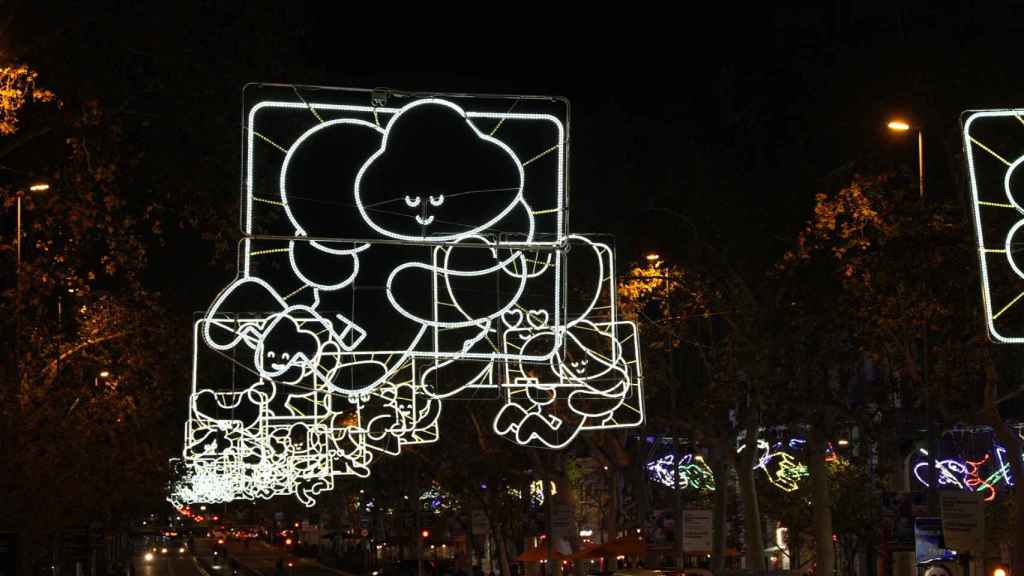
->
[[552, 324, 625, 387], [403, 193, 447, 227], [354, 99, 525, 242], [254, 312, 322, 385]]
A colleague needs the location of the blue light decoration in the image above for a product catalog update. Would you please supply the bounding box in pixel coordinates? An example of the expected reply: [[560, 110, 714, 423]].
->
[[910, 426, 1024, 502], [912, 449, 1015, 502], [646, 437, 811, 493], [645, 454, 715, 491], [420, 482, 453, 514]]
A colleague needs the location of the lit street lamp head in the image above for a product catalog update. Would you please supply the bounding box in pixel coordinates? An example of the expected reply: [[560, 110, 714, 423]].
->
[[645, 253, 661, 262], [887, 120, 911, 132], [28, 183, 50, 192]]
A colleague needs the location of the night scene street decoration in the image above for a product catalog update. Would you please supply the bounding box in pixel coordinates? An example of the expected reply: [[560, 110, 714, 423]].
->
[[171, 86, 644, 506], [645, 437, 814, 494], [964, 109, 1024, 343]]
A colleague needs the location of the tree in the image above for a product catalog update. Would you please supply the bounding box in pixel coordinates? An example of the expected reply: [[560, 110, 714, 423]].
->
[[0, 58, 191, 575], [778, 167, 1024, 574], [619, 254, 769, 571]]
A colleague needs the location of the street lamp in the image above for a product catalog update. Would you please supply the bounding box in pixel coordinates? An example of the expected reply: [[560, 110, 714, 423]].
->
[[886, 119, 924, 197], [890, 118, 937, 513], [645, 252, 661, 262], [16, 182, 50, 268], [13, 181, 49, 403]]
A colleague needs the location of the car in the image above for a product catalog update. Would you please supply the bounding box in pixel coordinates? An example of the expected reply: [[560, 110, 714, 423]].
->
[[165, 539, 188, 555], [148, 538, 188, 558]]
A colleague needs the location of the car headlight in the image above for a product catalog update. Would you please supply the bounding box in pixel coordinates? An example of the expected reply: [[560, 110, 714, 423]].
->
[[179, 548, 186, 554], [161, 548, 168, 554], [144, 553, 154, 562]]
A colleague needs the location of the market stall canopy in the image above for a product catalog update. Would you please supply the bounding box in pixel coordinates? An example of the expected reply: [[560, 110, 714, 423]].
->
[[517, 545, 570, 562], [573, 535, 647, 558]]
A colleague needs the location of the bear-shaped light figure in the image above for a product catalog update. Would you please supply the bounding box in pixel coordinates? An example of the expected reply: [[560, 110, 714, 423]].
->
[[174, 89, 643, 508]]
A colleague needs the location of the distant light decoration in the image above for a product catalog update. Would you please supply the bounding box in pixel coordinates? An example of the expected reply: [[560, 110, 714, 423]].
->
[[911, 450, 1016, 502], [529, 480, 557, 507], [420, 483, 453, 514], [647, 437, 811, 493], [909, 426, 1024, 502], [963, 109, 1024, 342], [645, 454, 715, 491], [171, 86, 644, 507], [742, 439, 809, 493]]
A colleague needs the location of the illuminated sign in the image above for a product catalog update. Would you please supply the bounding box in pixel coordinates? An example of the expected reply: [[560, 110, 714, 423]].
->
[[963, 110, 1024, 341], [173, 86, 643, 506]]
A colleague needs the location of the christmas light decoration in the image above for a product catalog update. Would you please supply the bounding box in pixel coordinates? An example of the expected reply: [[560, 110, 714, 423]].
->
[[908, 426, 1024, 501], [963, 110, 1024, 341], [173, 87, 644, 507], [646, 438, 809, 493], [645, 454, 715, 491]]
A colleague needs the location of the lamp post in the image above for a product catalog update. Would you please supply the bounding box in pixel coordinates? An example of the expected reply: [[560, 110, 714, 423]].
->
[[14, 182, 49, 398], [888, 119, 938, 514], [16, 182, 51, 270], [886, 120, 924, 198]]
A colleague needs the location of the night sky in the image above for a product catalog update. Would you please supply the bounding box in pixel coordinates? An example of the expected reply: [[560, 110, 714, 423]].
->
[[7, 2, 1024, 312]]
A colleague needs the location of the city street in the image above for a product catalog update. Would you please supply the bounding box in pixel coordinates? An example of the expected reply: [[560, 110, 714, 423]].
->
[[6, 7, 1024, 576], [132, 554, 205, 576], [192, 539, 351, 576]]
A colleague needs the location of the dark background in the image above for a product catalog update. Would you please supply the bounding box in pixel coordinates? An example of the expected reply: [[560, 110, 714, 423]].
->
[[4, 1, 1024, 338]]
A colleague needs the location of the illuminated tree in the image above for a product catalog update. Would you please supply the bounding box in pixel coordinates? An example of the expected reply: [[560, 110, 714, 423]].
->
[[0, 63, 188, 574], [619, 255, 768, 572], [777, 168, 1024, 574]]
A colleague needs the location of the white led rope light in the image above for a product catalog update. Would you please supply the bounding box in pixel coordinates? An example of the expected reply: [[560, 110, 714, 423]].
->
[[963, 110, 1024, 342], [179, 91, 642, 506]]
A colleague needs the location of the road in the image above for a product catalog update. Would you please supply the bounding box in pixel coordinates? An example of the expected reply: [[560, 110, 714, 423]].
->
[[132, 553, 206, 576], [192, 538, 351, 576]]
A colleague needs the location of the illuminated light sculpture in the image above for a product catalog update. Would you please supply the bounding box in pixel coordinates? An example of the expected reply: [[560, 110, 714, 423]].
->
[[647, 439, 809, 494], [910, 442, 1023, 502], [963, 109, 1024, 342], [420, 482, 454, 514], [739, 439, 810, 493], [173, 86, 643, 507], [528, 480, 558, 508], [645, 454, 715, 491]]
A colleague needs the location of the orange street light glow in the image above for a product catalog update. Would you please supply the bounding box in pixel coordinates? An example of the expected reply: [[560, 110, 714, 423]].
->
[[887, 120, 911, 131], [29, 183, 50, 192], [646, 253, 661, 261]]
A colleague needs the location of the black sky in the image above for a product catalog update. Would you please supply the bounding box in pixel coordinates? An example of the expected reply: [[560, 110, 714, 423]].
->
[[8, 1, 1024, 310]]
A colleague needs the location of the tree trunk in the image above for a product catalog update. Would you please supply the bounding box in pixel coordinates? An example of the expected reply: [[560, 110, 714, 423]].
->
[[635, 440, 655, 569], [982, 359, 1024, 576], [735, 454, 765, 572], [672, 434, 684, 568], [790, 531, 802, 572], [555, 472, 587, 576], [710, 438, 729, 574], [495, 523, 512, 576], [734, 409, 765, 572], [808, 428, 835, 576], [603, 468, 620, 571]]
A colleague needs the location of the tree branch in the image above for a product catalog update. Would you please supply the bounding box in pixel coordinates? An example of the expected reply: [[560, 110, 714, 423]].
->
[[43, 331, 130, 385]]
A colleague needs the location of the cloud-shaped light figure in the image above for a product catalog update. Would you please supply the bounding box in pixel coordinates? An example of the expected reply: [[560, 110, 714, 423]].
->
[[354, 99, 525, 242]]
